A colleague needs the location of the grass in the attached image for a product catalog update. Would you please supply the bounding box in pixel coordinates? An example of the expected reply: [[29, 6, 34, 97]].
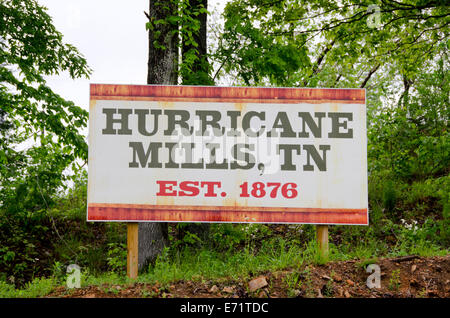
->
[[1, 214, 448, 298], [0, 277, 58, 298], [283, 272, 302, 297], [1, 171, 448, 297], [142, 240, 304, 284], [1, 232, 448, 298]]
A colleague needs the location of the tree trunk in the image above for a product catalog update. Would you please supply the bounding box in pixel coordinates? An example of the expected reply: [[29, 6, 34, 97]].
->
[[181, 0, 213, 85], [139, 0, 179, 271], [146, 1, 178, 85], [178, 0, 212, 240], [140, 0, 213, 268]]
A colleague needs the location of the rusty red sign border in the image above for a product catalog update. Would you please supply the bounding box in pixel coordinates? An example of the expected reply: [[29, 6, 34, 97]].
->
[[88, 84, 368, 225]]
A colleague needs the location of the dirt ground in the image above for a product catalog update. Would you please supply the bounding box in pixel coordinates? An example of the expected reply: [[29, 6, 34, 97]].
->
[[46, 255, 449, 298]]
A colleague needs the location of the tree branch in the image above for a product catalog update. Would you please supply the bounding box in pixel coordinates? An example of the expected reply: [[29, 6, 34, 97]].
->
[[303, 39, 336, 86], [360, 63, 380, 88]]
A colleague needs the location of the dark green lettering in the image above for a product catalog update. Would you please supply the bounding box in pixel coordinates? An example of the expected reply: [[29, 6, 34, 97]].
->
[[164, 110, 193, 136], [135, 109, 161, 136], [268, 112, 296, 137], [328, 113, 353, 138], [102, 108, 132, 135], [277, 144, 301, 171], [205, 143, 228, 169], [129, 142, 162, 168], [195, 110, 224, 136], [303, 144, 331, 171], [226, 111, 241, 137], [298, 112, 326, 138], [164, 142, 181, 168], [180, 143, 204, 169], [230, 144, 255, 170], [242, 111, 265, 137]]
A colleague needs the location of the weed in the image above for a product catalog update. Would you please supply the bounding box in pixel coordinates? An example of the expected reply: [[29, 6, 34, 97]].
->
[[355, 258, 379, 270], [106, 243, 127, 274], [283, 272, 302, 297], [141, 289, 157, 298], [302, 267, 315, 298], [322, 279, 334, 297], [108, 287, 120, 295], [417, 288, 427, 298], [50, 261, 65, 284], [302, 240, 329, 265], [388, 269, 401, 291]]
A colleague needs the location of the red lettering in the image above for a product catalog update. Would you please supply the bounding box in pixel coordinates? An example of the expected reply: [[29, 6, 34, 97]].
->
[[156, 180, 177, 196], [200, 181, 221, 197], [179, 181, 200, 196]]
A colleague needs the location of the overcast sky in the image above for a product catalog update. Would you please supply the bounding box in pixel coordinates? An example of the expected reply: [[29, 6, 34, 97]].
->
[[38, 0, 226, 112]]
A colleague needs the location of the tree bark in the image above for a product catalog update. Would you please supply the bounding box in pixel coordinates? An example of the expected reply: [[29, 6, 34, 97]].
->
[[179, 0, 212, 240], [398, 75, 413, 109], [360, 63, 380, 88], [140, 0, 213, 268], [181, 0, 212, 85], [139, 0, 179, 271], [146, 1, 178, 85]]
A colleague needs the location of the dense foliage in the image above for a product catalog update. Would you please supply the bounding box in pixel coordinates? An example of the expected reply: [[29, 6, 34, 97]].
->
[[0, 0, 91, 208], [213, 0, 449, 246], [0, 0, 91, 285], [0, 0, 448, 290], [215, 0, 449, 88]]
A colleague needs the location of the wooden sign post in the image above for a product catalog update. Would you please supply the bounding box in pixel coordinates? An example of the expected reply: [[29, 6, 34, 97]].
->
[[127, 223, 138, 279], [316, 225, 329, 259]]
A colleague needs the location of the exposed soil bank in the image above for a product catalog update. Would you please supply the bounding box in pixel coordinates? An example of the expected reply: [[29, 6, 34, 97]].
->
[[47, 255, 449, 298]]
